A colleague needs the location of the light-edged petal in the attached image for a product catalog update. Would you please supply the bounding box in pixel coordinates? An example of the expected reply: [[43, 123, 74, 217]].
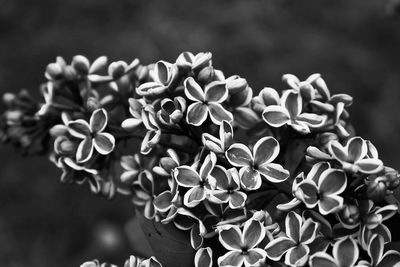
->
[[186, 102, 208, 126], [195, 247, 213, 267], [259, 87, 280, 106], [257, 163, 290, 183], [277, 198, 302, 211], [90, 108, 108, 133], [296, 181, 319, 208], [284, 244, 309, 267], [218, 251, 244, 267], [377, 251, 400, 267], [68, 119, 91, 139], [318, 169, 347, 195], [229, 192, 247, 209], [282, 90, 302, 117], [262, 105, 290, 127], [208, 103, 233, 125], [307, 161, 330, 183], [368, 234, 384, 266], [296, 112, 326, 127], [309, 252, 337, 267], [244, 248, 267, 266], [243, 219, 265, 249], [239, 166, 262, 190], [174, 166, 201, 187], [212, 165, 230, 189], [76, 138, 94, 163], [286, 211, 302, 242], [153, 191, 173, 212], [200, 152, 217, 180], [290, 120, 311, 134], [355, 158, 384, 174], [219, 225, 243, 251], [300, 219, 318, 244], [184, 77, 204, 101], [265, 237, 296, 260], [347, 137, 367, 163], [319, 195, 343, 215], [93, 132, 115, 155], [333, 237, 359, 267], [328, 140, 348, 162], [253, 136, 280, 165], [226, 143, 253, 167], [205, 81, 228, 103], [184, 186, 206, 207]]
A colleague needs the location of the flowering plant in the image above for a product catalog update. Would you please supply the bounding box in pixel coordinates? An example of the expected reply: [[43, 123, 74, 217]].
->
[[1, 52, 400, 267]]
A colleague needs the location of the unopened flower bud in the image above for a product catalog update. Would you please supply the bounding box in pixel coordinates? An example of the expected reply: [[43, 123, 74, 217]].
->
[[366, 178, 387, 201], [72, 55, 90, 75], [45, 63, 64, 80], [197, 66, 214, 84], [226, 77, 248, 94], [339, 203, 360, 226], [55, 136, 77, 155], [108, 61, 128, 79], [49, 125, 68, 137], [2, 93, 16, 106], [86, 97, 100, 112]]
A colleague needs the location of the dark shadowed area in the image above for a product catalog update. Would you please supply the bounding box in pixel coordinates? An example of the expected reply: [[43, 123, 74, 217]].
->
[[1, 0, 400, 266]]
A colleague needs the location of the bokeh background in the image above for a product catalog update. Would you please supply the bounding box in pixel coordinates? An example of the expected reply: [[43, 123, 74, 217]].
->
[[1, 0, 400, 266]]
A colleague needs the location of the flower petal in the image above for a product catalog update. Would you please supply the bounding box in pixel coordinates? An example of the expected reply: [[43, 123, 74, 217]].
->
[[225, 143, 253, 167], [93, 133, 115, 155], [253, 136, 280, 165], [153, 191, 172, 212], [174, 166, 201, 187], [296, 181, 319, 208], [200, 152, 217, 181], [377, 251, 400, 267], [333, 237, 359, 267], [307, 162, 330, 183], [229, 192, 247, 209], [309, 252, 337, 267], [195, 247, 213, 267], [219, 225, 243, 251], [284, 244, 309, 267], [282, 90, 302, 117], [265, 237, 296, 261], [211, 165, 230, 189], [244, 248, 267, 266], [262, 105, 290, 127], [76, 138, 94, 163], [68, 119, 91, 139], [184, 77, 204, 101], [328, 140, 348, 162], [286, 211, 302, 242], [243, 219, 265, 249], [319, 195, 343, 215], [368, 234, 384, 266], [257, 163, 290, 183], [90, 108, 108, 133], [121, 117, 142, 129], [208, 103, 233, 125], [205, 81, 228, 103], [218, 251, 244, 267], [186, 103, 208, 126], [184, 186, 206, 207], [355, 158, 384, 174], [239, 166, 262, 190], [347, 137, 367, 163], [318, 169, 347, 195], [296, 112, 326, 127], [300, 219, 318, 244]]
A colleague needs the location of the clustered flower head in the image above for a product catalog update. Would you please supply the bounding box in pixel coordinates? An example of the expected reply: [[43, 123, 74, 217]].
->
[[1, 52, 400, 267]]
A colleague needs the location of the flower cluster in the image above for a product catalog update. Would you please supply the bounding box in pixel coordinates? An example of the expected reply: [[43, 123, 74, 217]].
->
[[1, 52, 400, 267]]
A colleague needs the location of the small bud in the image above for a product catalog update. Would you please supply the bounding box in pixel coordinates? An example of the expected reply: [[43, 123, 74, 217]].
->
[[72, 55, 90, 75], [49, 125, 68, 137], [2, 93, 16, 106], [226, 77, 248, 94], [366, 178, 387, 202], [45, 63, 64, 80], [86, 97, 100, 112], [339, 203, 360, 226], [108, 61, 128, 79], [197, 66, 214, 84]]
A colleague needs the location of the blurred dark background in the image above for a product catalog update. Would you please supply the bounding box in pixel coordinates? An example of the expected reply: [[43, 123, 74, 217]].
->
[[1, 0, 400, 266]]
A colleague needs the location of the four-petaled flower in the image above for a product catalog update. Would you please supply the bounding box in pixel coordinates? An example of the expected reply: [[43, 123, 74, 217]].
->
[[356, 234, 400, 267], [265, 211, 319, 267], [68, 108, 115, 163], [131, 170, 156, 219], [262, 90, 326, 134], [328, 137, 383, 174], [218, 219, 267, 267], [295, 162, 347, 215], [184, 77, 232, 126], [309, 236, 359, 267], [225, 136, 289, 190], [209, 166, 247, 209], [173, 153, 217, 207]]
